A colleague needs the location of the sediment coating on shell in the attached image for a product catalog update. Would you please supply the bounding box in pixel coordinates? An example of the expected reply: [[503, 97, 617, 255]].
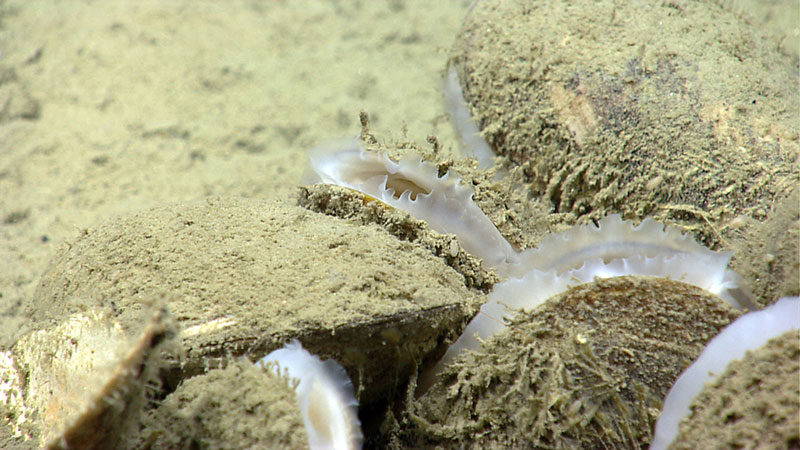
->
[[650, 296, 800, 450], [305, 140, 520, 273], [668, 328, 799, 449], [421, 215, 741, 391], [727, 189, 800, 307], [407, 276, 740, 449], [297, 183, 498, 293], [450, 0, 798, 247], [143, 359, 309, 448], [30, 196, 482, 411]]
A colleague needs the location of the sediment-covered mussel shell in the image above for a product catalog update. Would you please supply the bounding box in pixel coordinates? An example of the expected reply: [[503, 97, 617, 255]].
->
[[651, 296, 800, 449], [405, 276, 740, 449], [421, 214, 744, 390], [28, 196, 486, 415], [449, 0, 798, 247], [143, 358, 309, 449]]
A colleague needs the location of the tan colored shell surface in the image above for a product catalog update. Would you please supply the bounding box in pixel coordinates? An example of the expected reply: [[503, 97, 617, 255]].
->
[[451, 0, 798, 249], [670, 330, 800, 449], [405, 276, 740, 449], [144, 359, 309, 449], [29, 197, 485, 410]]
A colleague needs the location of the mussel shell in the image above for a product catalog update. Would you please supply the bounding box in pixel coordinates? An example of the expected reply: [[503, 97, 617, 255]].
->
[[142, 359, 308, 448], [1, 302, 174, 449], [450, 0, 798, 246], [29, 196, 485, 411], [407, 276, 739, 449], [670, 330, 799, 449]]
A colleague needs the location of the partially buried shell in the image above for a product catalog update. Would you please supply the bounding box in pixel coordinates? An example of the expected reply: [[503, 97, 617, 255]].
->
[[418, 214, 744, 393], [669, 329, 799, 449], [142, 358, 309, 449], [304, 139, 520, 275]]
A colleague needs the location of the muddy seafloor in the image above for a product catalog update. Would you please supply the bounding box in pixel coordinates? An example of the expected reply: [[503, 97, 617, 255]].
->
[[0, 1, 797, 449]]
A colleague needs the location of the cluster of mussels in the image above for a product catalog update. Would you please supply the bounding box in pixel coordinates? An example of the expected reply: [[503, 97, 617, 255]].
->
[[299, 116, 797, 449], [295, 0, 800, 447], [2, 0, 796, 449]]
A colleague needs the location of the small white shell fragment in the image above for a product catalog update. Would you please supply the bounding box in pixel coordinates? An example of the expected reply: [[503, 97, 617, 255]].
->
[[448, 238, 460, 258], [649, 296, 800, 450], [304, 140, 519, 273], [259, 340, 363, 450]]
